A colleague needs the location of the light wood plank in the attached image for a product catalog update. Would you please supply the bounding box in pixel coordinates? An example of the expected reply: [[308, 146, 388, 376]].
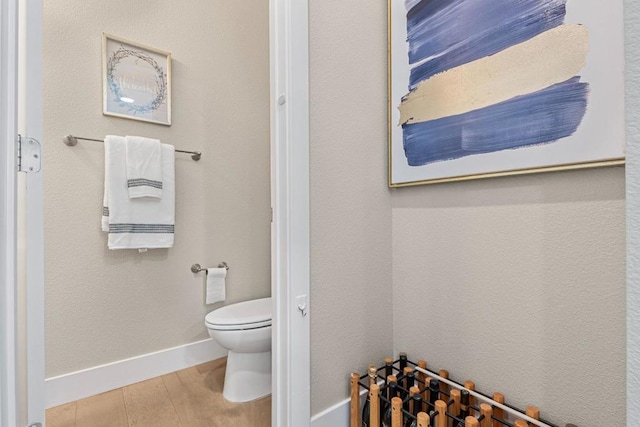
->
[[164, 365, 270, 427], [163, 369, 221, 427], [196, 358, 270, 427], [197, 358, 227, 395], [47, 357, 269, 427], [75, 389, 128, 427], [122, 377, 183, 427], [197, 357, 270, 427], [195, 357, 227, 376], [236, 395, 271, 427], [46, 402, 77, 427]]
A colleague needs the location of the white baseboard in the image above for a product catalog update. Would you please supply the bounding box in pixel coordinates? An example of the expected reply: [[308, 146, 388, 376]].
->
[[45, 338, 227, 409], [310, 386, 369, 427], [310, 397, 351, 427]]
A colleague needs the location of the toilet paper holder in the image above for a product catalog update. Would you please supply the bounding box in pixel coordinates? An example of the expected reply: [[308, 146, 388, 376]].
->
[[191, 262, 229, 274]]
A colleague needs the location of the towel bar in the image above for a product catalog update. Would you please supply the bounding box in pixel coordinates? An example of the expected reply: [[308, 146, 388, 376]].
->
[[63, 134, 202, 161], [191, 262, 229, 274]]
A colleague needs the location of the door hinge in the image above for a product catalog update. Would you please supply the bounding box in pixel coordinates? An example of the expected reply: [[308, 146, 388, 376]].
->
[[17, 134, 42, 173]]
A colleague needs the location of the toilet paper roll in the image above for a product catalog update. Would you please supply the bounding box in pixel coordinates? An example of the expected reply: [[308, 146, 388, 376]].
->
[[206, 268, 227, 304]]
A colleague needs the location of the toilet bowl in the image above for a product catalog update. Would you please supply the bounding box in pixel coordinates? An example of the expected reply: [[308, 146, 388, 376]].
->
[[205, 297, 272, 403]]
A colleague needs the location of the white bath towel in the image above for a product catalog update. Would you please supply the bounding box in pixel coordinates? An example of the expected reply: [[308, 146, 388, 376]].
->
[[101, 138, 111, 232], [125, 135, 163, 199], [206, 268, 227, 304], [103, 135, 175, 250]]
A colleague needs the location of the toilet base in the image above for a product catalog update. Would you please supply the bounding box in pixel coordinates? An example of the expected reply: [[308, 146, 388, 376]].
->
[[223, 350, 272, 403]]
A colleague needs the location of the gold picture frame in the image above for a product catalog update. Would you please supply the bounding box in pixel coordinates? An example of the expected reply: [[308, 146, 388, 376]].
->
[[387, 0, 625, 188], [102, 34, 172, 126]]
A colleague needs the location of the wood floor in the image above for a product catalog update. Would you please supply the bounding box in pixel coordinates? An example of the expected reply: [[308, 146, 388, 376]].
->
[[46, 358, 271, 427]]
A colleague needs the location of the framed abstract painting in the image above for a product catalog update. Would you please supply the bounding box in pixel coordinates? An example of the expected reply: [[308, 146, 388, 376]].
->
[[388, 0, 625, 187]]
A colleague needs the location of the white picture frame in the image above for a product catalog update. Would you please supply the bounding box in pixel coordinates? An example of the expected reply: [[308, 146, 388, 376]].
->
[[102, 34, 172, 126]]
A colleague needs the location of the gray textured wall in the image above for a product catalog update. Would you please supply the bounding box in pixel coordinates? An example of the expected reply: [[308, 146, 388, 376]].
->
[[392, 169, 625, 426], [309, 2, 628, 425], [43, 0, 270, 377], [309, 0, 393, 415], [626, 0, 640, 424]]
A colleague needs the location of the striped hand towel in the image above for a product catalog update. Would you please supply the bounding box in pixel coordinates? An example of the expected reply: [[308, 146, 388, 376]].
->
[[103, 135, 175, 250], [125, 135, 163, 199]]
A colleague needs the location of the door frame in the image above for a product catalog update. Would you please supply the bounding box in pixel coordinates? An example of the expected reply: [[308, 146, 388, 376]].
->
[[2, 0, 311, 426], [0, 0, 20, 425], [270, 0, 311, 425], [1, 0, 46, 426]]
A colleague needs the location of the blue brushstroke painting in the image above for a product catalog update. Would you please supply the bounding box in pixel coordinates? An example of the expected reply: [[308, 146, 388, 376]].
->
[[402, 78, 590, 166], [406, 0, 567, 88], [401, 0, 590, 167]]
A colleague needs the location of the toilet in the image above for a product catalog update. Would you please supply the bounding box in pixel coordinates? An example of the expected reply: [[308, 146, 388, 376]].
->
[[205, 297, 272, 403]]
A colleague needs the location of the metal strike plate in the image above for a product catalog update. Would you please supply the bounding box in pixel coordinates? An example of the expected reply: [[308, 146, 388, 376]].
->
[[296, 294, 308, 317]]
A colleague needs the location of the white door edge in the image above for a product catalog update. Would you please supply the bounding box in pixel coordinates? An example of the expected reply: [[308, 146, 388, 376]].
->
[[0, 0, 20, 425], [21, 0, 46, 424], [270, 0, 311, 426]]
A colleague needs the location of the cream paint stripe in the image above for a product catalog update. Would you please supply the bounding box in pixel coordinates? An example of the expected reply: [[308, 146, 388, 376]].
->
[[398, 24, 590, 126]]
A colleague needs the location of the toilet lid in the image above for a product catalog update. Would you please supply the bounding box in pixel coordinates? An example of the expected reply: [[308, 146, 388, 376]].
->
[[205, 297, 272, 328]]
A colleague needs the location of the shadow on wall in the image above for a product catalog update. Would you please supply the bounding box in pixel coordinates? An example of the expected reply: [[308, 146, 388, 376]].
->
[[391, 166, 625, 209]]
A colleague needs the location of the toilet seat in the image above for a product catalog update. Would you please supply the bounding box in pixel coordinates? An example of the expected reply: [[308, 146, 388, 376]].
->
[[205, 297, 272, 331], [206, 318, 271, 331]]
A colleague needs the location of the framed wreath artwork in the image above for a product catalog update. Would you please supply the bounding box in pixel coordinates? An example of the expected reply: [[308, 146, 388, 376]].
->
[[102, 34, 171, 126]]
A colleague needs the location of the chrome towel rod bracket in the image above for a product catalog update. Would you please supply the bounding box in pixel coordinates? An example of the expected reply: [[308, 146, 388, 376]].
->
[[191, 262, 229, 274], [63, 134, 202, 161]]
